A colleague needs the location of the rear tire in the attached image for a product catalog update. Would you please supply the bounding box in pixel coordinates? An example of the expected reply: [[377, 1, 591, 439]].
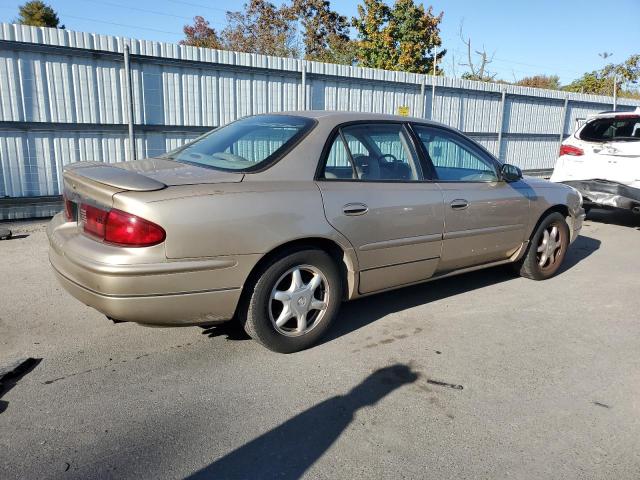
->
[[238, 248, 343, 353], [517, 212, 569, 280]]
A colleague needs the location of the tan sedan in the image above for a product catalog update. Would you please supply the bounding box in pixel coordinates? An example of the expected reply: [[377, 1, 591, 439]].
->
[[48, 112, 585, 352]]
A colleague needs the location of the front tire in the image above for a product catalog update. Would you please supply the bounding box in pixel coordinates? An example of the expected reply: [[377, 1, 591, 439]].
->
[[517, 212, 569, 280], [239, 249, 343, 353]]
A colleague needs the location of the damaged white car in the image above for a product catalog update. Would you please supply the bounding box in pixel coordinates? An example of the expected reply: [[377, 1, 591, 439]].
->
[[551, 108, 640, 214]]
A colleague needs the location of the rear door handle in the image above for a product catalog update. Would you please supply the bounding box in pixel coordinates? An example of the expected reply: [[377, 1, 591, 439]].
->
[[450, 199, 469, 210], [343, 203, 369, 216]]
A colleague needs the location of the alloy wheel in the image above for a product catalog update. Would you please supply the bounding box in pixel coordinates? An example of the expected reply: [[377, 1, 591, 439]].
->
[[537, 223, 564, 270], [268, 265, 329, 337]]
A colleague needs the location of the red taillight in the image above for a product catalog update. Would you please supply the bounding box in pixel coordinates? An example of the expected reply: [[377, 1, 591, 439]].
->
[[104, 209, 165, 247], [80, 204, 165, 247], [559, 144, 584, 156], [63, 194, 74, 221], [81, 203, 108, 238]]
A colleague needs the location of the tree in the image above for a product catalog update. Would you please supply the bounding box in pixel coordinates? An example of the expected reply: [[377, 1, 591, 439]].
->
[[352, 0, 445, 74], [222, 0, 299, 57], [458, 23, 495, 82], [181, 16, 223, 49], [16, 1, 63, 28], [605, 54, 640, 93], [516, 75, 561, 90], [565, 55, 640, 97], [293, 0, 355, 64], [564, 71, 606, 95]]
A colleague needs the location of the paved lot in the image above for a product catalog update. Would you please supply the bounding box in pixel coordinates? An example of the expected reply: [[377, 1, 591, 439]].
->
[[1, 210, 640, 479]]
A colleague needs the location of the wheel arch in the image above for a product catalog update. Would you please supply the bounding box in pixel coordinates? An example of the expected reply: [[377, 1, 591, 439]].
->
[[530, 204, 569, 239], [236, 237, 357, 318]]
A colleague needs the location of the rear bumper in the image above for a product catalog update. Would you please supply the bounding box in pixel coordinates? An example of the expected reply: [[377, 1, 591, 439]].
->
[[561, 180, 640, 211], [51, 264, 241, 325], [48, 213, 257, 325]]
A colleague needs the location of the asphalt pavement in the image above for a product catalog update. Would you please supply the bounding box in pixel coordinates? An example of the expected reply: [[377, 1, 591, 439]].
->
[[1, 210, 639, 479]]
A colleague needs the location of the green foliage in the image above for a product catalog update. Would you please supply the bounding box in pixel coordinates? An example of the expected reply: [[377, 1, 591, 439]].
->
[[352, 0, 444, 74], [16, 1, 62, 28], [565, 55, 640, 98], [564, 71, 609, 95], [461, 72, 498, 83], [293, 0, 355, 64], [182, 1, 298, 57], [516, 75, 561, 90], [223, 0, 299, 58], [181, 0, 448, 73]]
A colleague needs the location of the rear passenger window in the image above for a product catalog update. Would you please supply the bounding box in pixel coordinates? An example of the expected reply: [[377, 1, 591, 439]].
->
[[321, 124, 422, 182]]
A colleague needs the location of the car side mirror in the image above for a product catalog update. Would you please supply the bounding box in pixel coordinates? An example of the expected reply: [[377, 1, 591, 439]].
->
[[500, 163, 523, 182]]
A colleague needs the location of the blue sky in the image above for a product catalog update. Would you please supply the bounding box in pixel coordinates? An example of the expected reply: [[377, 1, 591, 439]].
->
[[2, 0, 639, 84]]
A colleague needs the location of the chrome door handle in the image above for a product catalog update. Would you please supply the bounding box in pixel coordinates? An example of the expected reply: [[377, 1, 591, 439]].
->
[[343, 203, 369, 216], [450, 199, 469, 210]]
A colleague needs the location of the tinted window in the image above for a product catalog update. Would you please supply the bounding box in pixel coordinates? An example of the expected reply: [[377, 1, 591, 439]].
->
[[322, 124, 422, 181], [580, 117, 640, 142], [414, 126, 498, 182], [165, 115, 314, 171]]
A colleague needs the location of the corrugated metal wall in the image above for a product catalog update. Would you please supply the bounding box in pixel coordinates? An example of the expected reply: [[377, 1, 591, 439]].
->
[[1, 23, 639, 198]]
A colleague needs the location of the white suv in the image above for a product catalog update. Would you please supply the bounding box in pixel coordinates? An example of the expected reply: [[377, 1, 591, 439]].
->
[[550, 108, 640, 214]]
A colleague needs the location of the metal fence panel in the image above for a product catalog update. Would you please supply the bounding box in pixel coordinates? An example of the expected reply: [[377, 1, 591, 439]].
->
[[504, 97, 565, 134], [501, 137, 561, 170], [0, 128, 199, 196], [1, 22, 639, 198]]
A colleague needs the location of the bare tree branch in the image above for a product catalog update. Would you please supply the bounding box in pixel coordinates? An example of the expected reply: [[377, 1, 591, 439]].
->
[[458, 20, 495, 81]]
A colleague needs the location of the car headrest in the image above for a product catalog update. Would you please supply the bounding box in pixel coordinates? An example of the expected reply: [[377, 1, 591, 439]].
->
[[353, 155, 381, 180]]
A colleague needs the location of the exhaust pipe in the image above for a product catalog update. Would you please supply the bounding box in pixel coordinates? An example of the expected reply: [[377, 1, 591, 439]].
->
[[632, 206, 640, 215]]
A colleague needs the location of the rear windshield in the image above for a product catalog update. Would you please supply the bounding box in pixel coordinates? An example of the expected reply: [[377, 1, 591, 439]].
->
[[579, 116, 640, 142], [165, 115, 315, 171]]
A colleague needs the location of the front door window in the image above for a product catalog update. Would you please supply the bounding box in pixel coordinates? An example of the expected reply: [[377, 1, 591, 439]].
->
[[413, 126, 498, 182]]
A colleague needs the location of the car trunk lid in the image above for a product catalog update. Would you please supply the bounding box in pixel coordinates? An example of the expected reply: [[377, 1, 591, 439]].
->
[[62, 159, 245, 233], [557, 138, 640, 187], [586, 140, 640, 187], [592, 140, 640, 157], [66, 158, 244, 190]]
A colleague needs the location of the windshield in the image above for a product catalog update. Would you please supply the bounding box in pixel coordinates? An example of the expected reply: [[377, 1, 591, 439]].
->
[[165, 115, 315, 171], [580, 116, 640, 142]]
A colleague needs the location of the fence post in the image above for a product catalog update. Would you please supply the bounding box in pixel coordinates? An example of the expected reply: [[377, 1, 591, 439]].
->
[[430, 78, 436, 120], [559, 97, 569, 144], [420, 76, 426, 118], [300, 60, 307, 110], [430, 47, 438, 120], [496, 89, 506, 160], [123, 44, 136, 161]]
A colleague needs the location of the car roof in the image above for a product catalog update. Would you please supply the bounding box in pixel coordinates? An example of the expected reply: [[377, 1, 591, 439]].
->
[[589, 106, 640, 119], [268, 110, 449, 128]]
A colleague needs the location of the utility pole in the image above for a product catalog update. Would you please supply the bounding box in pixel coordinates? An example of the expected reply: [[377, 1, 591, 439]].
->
[[613, 73, 618, 111], [598, 52, 616, 110]]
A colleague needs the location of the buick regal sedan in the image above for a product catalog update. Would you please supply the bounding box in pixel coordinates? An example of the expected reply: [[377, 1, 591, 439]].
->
[[48, 112, 585, 353]]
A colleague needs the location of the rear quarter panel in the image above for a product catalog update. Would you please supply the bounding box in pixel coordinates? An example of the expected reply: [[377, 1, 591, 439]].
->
[[114, 181, 354, 260]]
